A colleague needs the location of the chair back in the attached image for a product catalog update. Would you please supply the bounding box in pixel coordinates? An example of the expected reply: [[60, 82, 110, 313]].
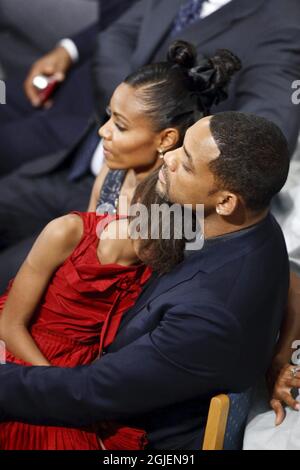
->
[[223, 389, 253, 450], [203, 388, 253, 450]]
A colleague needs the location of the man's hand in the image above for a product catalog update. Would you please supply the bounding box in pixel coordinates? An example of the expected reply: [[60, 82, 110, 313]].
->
[[24, 46, 73, 108], [270, 363, 300, 426]]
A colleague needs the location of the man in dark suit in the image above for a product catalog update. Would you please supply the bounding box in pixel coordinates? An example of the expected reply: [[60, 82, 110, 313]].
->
[[0, 0, 137, 174], [0, 0, 299, 290], [0, 112, 290, 449]]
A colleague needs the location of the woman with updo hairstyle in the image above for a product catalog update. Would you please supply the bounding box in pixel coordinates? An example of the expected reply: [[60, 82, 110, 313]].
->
[[88, 40, 241, 214]]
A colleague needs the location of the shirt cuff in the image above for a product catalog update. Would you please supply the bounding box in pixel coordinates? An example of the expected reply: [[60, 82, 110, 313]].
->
[[58, 38, 79, 63]]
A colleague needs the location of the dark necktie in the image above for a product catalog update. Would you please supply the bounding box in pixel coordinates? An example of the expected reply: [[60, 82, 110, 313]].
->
[[68, 125, 100, 181], [171, 0, 205, 37]]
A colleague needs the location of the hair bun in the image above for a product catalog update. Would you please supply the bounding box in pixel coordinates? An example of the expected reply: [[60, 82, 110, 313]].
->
[[167, 40, 197, 69], [210, 49, 242, 85], [188, 49, 242, 110]]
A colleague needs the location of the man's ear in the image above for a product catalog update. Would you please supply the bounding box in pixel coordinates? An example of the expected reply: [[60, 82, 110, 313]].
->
[[159, 128, 180, 152], [216, 192, 239, 216]]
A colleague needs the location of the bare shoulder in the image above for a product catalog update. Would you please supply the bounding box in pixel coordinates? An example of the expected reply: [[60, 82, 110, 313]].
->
[[45, 213, 82, 236], [31, 214, 84, 264], [23, 214, 85, 272]]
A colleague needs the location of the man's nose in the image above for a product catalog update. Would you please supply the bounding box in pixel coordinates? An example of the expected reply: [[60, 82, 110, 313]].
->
[[164, 151, 177, 172]]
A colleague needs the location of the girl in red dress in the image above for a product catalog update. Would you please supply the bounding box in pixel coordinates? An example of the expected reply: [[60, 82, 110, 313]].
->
[[0, 172, 186, 450]]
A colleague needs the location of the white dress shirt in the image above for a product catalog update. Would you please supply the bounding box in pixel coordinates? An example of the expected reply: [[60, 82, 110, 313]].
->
[[60, 0, 233, 176], [58, 38, 79, 63], [201, 0, 232, 19]]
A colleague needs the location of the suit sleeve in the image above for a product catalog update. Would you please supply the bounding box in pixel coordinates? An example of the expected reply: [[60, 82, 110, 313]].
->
[[71, 24, 98, 63], [232, 25, 300, 155], [91, 0, 146, 117], [71, 0, 139, 63], [0, 303, 241, 427]]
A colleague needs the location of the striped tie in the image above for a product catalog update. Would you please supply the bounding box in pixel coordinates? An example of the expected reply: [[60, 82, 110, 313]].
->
[[171, 0, 205, 37]]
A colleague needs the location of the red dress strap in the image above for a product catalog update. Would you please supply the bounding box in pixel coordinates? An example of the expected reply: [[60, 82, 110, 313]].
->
[[70, 210, 101, 236]]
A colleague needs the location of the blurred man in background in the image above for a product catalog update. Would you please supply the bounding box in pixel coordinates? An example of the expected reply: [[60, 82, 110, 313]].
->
[[0, 0, 137, 173]]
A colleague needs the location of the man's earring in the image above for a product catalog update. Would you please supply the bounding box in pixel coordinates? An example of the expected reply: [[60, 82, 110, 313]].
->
[[158, 148, 164, 159]]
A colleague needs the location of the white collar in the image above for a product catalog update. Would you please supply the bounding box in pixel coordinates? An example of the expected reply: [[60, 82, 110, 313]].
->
[[205, 0, 232, 6]]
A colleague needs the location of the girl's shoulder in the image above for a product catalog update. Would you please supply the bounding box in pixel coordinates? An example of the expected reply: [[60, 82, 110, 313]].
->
[[42, 214, 84, 247]]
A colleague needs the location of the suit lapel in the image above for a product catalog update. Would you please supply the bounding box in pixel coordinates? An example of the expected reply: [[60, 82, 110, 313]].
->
[[134, 0, 265, 65], [180, 0, 265, 48], [132, 0, 184, 68], [116, 253, 204, 332]]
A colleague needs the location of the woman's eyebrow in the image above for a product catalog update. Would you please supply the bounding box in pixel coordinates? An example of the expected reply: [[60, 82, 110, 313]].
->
[[113, 110, 130, 125]]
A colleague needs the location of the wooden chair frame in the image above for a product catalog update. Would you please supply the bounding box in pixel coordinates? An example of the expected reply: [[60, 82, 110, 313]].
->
[[202, 394, 230, 450]]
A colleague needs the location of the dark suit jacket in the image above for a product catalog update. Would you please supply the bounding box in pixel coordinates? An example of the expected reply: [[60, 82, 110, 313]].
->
[[14, 0, 300, 177], [93, 0, 300, 155], [0, 1, 138, 175], [0, 214, 289, 449], [72, 0, 139, 62]]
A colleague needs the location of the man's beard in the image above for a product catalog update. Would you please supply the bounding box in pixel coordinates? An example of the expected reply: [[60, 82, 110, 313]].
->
[[156, 165, 171, 202]]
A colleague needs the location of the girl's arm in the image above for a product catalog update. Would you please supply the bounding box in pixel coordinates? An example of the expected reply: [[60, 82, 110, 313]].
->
[[87, 163, 109, 212], [0, 214, 83, 366]]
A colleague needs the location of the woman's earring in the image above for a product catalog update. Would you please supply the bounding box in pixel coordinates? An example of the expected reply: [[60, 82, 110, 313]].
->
[[158, 148, 164, 159]]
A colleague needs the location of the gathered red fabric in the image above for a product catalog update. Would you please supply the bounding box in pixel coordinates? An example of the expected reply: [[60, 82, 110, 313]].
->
[[98, 423, 148, 450], [0, 212, 152, 450]]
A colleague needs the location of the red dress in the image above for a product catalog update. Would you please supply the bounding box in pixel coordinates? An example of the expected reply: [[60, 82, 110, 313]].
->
[[0, 212, 152, 450]]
